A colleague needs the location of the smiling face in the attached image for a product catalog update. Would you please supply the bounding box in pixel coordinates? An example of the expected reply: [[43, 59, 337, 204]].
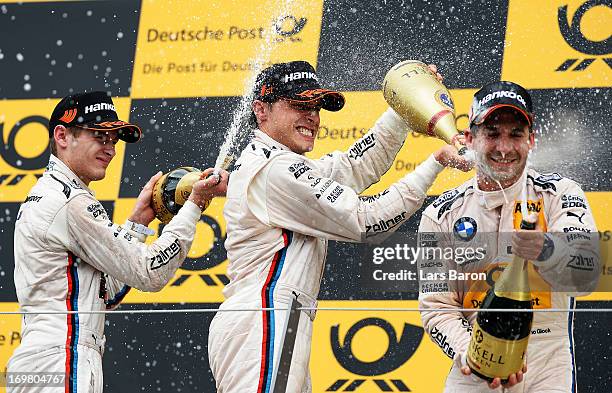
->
[[253, 99, 321, 154], [466, 107, 535, 190], [55, 126, 118, 185]]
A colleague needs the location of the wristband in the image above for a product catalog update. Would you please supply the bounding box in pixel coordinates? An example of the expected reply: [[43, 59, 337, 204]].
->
[[536, 234, 555, 261], [125, 220, 155, 236]]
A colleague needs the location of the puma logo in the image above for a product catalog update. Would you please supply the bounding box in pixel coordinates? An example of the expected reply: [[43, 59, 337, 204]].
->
[[567, 211, 585, 224]]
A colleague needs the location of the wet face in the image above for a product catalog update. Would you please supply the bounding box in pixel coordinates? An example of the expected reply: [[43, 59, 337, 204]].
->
[[253, 99, 321, 154], [57, 126, 118, 185], [466, 108, 534, 190]]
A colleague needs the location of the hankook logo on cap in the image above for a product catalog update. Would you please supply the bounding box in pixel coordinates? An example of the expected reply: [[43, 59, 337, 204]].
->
[[478, 91, 526, 107], [282, 71, 318, 83], [84, 103, 116, 114]]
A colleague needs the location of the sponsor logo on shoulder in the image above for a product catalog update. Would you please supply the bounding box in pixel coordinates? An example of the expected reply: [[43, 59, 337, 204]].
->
[[87, 203, 108, 220], [529, 173, 562, 192], [561, 194, 587, 209], [150, 239, 181, 270], [24, 195, 43, 203], [366, 212, 407, 235], [435, 186, 472, 220], [453, 217, 477, 241], [567, 254, 595, 271], [566, 232, 592, 242], [563, 226, 591, 233], [419, 232, 439, 248], [431, 326, 456, 359], [566, 211, 586, 224], [460, 317, 473, 334], [46, 161, 57, 172], [359, 189, 390, 203], [420, 261, 443, 268], [314, 179, 334, 199], [70, 179, 83, 190], [326, 185, 344, 203], [433, 189, 459, 208], [348, 134, 376, 160], [536, 173, 562, 182], [49, 174, 71, 199], [288, 162, 312, 179]]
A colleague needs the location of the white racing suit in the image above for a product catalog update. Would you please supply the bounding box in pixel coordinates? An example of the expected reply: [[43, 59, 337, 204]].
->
[[418, 169, 600, 393], [208, 108, 446, 393], [7, 155, 202, 393]]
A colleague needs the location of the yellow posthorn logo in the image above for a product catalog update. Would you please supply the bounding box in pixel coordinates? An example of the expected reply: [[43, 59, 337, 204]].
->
[[0, 99, 54, 201], [273, 15, 307, 41], [312, 301, 452, 392], [556, 0, 612, 71], [326, 316, 422, 391], [503, 0, 611, 88]]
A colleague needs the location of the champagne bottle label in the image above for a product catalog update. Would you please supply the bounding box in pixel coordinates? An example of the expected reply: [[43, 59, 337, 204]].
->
[[467, 321, 528, 379], [175, 171, 202, 205]]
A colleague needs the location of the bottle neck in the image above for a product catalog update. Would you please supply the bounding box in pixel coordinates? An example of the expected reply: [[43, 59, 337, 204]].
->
[[494, 256, 531, 302]]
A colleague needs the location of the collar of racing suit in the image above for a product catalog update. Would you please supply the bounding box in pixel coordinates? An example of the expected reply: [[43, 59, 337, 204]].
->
[[473, 168, 527, 210], [47, 154, 95, 196], [253, 129, 292, 152]]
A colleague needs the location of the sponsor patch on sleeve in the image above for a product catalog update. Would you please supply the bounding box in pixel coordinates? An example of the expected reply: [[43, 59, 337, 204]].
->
[[87, 202, 108, 220], [288, 162, 312, 179]]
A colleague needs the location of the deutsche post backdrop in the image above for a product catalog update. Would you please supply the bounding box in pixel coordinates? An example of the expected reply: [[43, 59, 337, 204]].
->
[[0, 0, 610, 392]]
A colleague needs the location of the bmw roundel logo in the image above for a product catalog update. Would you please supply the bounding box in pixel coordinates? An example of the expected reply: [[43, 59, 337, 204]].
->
[[453, 217, 477, 241]]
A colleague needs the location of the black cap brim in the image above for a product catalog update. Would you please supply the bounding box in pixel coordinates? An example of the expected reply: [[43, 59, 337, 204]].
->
[[78, 121, 142, 143], [472, 104, 533, 127]]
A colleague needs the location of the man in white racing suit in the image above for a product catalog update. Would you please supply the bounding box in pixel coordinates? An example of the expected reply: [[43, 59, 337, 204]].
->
[[418, 81, 599, 392], [7, 91, 226, 393], [208, 61, 472, 392]]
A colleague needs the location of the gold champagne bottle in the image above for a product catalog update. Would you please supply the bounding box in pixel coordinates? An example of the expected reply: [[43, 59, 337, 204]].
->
[[382, 60, 467, 155], [152, 167, 209, 224], [467, 220, 535, 383]]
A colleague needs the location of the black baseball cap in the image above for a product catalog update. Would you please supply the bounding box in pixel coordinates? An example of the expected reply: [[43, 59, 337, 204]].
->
[[48, 91, 142, 143], [469, 81, 533, 127], [253, 61, 345, 111]]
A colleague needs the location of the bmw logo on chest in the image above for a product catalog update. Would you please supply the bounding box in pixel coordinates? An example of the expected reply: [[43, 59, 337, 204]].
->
[[453, 217, 478, 241]]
